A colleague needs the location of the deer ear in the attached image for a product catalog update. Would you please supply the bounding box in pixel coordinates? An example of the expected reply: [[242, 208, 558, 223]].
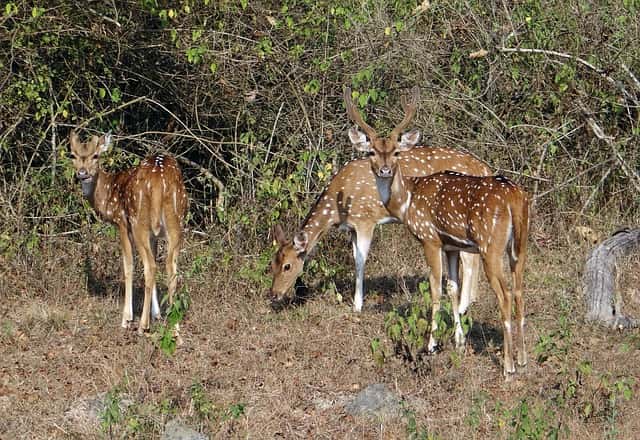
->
[[348, 126, 371, 152], [273, 224, 287, 246], [398, 129, 421, 151], [293, 231, 308, 254], [97, 131, 112, 154]]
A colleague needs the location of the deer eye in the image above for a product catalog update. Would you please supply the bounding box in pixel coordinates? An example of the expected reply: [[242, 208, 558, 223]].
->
[[393, 151, 401, 157], [366, 151, 375, 157], [283, 263, 291, 271], [92, 154, 99, 159]]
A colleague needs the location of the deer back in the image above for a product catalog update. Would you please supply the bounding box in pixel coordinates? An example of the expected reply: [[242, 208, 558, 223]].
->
[[120, 155, 188, 232], [406, 172, 527, 249]]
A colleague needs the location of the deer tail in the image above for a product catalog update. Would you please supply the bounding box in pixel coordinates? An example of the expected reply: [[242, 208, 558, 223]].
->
[[150, 183, 164, 236], [510, 191, 529, 263]]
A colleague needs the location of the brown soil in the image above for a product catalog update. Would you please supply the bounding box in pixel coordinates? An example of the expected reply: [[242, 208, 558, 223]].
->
[[1, 223, 639, 439]]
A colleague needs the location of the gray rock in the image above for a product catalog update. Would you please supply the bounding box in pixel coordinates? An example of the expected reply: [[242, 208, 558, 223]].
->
[[162, 419, 208, 440], [64, 392, 133, 435], [344, 383, 402, 418]]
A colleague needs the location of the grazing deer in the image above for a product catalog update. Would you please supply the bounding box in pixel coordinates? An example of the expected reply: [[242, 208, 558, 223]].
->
[[269, 106, 492, 314], [346, 86, 529, 376], [69, 131, 188, 334]]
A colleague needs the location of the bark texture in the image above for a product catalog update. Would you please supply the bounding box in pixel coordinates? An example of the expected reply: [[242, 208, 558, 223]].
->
[[582, 228, 640, 328]]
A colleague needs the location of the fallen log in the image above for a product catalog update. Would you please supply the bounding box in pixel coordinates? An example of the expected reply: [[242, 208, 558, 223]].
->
[[582, 227, 640, 329]]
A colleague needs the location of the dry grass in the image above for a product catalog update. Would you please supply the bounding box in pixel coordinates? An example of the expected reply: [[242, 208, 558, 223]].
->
[[1, 222, 639, 439]]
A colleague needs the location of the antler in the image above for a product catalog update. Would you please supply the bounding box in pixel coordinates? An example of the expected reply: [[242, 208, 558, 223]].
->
[[389, 86, 420, 141], [344, 87, 378, 140]]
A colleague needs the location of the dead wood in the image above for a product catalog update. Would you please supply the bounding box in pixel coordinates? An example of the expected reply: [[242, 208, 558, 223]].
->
[[582, 228, 640, 329]]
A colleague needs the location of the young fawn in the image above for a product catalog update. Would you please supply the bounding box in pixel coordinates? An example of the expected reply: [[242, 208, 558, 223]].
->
[[346, 87, 529, 376], [69, 131, 188, 334]]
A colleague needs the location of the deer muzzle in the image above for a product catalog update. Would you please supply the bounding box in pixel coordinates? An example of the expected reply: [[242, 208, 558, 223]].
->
[[76, 168, 92, 181], [378, 165, 393, 178]]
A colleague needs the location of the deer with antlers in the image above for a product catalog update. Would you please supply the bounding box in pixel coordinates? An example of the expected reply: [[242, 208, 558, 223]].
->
[[345, 87, 529, 376], [69, 131, 188, 335], [270, 98, 492, 313]]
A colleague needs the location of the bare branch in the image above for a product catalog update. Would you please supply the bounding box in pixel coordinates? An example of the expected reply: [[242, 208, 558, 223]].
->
[[584, 114, 640, 194], [175, 155, 225, 210], [498, 46, 639, 106], [622, 63, 640, 92]]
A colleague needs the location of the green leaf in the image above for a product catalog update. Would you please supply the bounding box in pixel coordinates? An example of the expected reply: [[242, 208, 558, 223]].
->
[[303, 79, 320, 95], [357, 93, 368, 107], [31, 7, 44, 18], [5, 3, 17, 16], [111, 88, 122, 103]]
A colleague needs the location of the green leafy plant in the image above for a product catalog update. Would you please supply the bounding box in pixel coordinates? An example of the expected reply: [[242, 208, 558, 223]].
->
[[601, 375, 634, 440], [533, 300, 572, 365], [223, 403, 246, 421], [100, 388, 123, 437], [506, 399, 560, 440], [466, 391, 489, 430], [383, 279, 472, 365], [190, 381, 215, 421], [403, 403, 440, 440], [370, 337, 386, 366], [155, 288, 190, 356]]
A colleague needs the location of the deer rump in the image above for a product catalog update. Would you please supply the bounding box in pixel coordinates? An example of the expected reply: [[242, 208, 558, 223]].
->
[[118, 155, 188, 238]]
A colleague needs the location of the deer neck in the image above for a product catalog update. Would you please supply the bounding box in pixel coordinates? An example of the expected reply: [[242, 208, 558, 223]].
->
[[85, 169, 122, 224], [299, 190, 344, 253], [375, 168, 412, 222]]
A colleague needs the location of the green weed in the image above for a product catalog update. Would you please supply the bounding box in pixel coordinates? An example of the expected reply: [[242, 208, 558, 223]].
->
[[506, 399, 560, 440], [100, 388, 123, 437], [155, 288, 190, 356], [403, 403, 440, 440], [382, 280, 471, 365]]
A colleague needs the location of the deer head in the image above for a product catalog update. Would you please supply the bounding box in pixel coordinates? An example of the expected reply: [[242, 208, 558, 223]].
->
[[69, 130, 112, 184], [345, 86, 421, 179], [269, 224, 308, 300]]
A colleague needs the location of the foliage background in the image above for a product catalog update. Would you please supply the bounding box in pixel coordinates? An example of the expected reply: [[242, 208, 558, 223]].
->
[[1, 0, 638, 251]]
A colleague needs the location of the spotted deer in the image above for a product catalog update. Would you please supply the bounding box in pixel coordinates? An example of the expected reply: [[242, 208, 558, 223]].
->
[[269, 104, 492, 313], [69, 131, 188, 334], [346, 86, 529, 376]]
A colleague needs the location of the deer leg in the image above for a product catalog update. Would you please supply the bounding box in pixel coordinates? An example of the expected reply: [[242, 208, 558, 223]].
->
[[119, 226, 134, 329], [511, 250, 527, 367], [150, 235, 161, 320], [446, 251, 465, 350], [483, 253, 515, 376], [133, 228, 156, 334], [164, 211, 184, 344], [351, 224, 374, 312], [459, 252, 480, 315], [423, 243, 443, 353]]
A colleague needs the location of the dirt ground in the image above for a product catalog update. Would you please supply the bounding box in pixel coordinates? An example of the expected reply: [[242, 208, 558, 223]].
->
[[1, 221, 639, 439]]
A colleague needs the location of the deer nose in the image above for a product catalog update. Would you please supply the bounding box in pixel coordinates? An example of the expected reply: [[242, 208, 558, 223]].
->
[[77, 168, 88, 179], [379, 165, 393, 178]]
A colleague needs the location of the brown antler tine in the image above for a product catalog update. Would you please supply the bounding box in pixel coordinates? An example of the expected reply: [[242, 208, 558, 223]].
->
[[390, 86, 420, 140], [344, 86, 377, 140]]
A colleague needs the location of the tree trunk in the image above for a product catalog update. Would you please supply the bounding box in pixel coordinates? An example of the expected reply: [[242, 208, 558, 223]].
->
[[582, 228, 640, 328]]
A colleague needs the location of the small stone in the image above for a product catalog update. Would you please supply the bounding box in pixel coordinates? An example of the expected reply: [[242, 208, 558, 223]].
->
[[344, 383, 402, 418], [161, 419, 208, 440], [64, 392, 133, 435]]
